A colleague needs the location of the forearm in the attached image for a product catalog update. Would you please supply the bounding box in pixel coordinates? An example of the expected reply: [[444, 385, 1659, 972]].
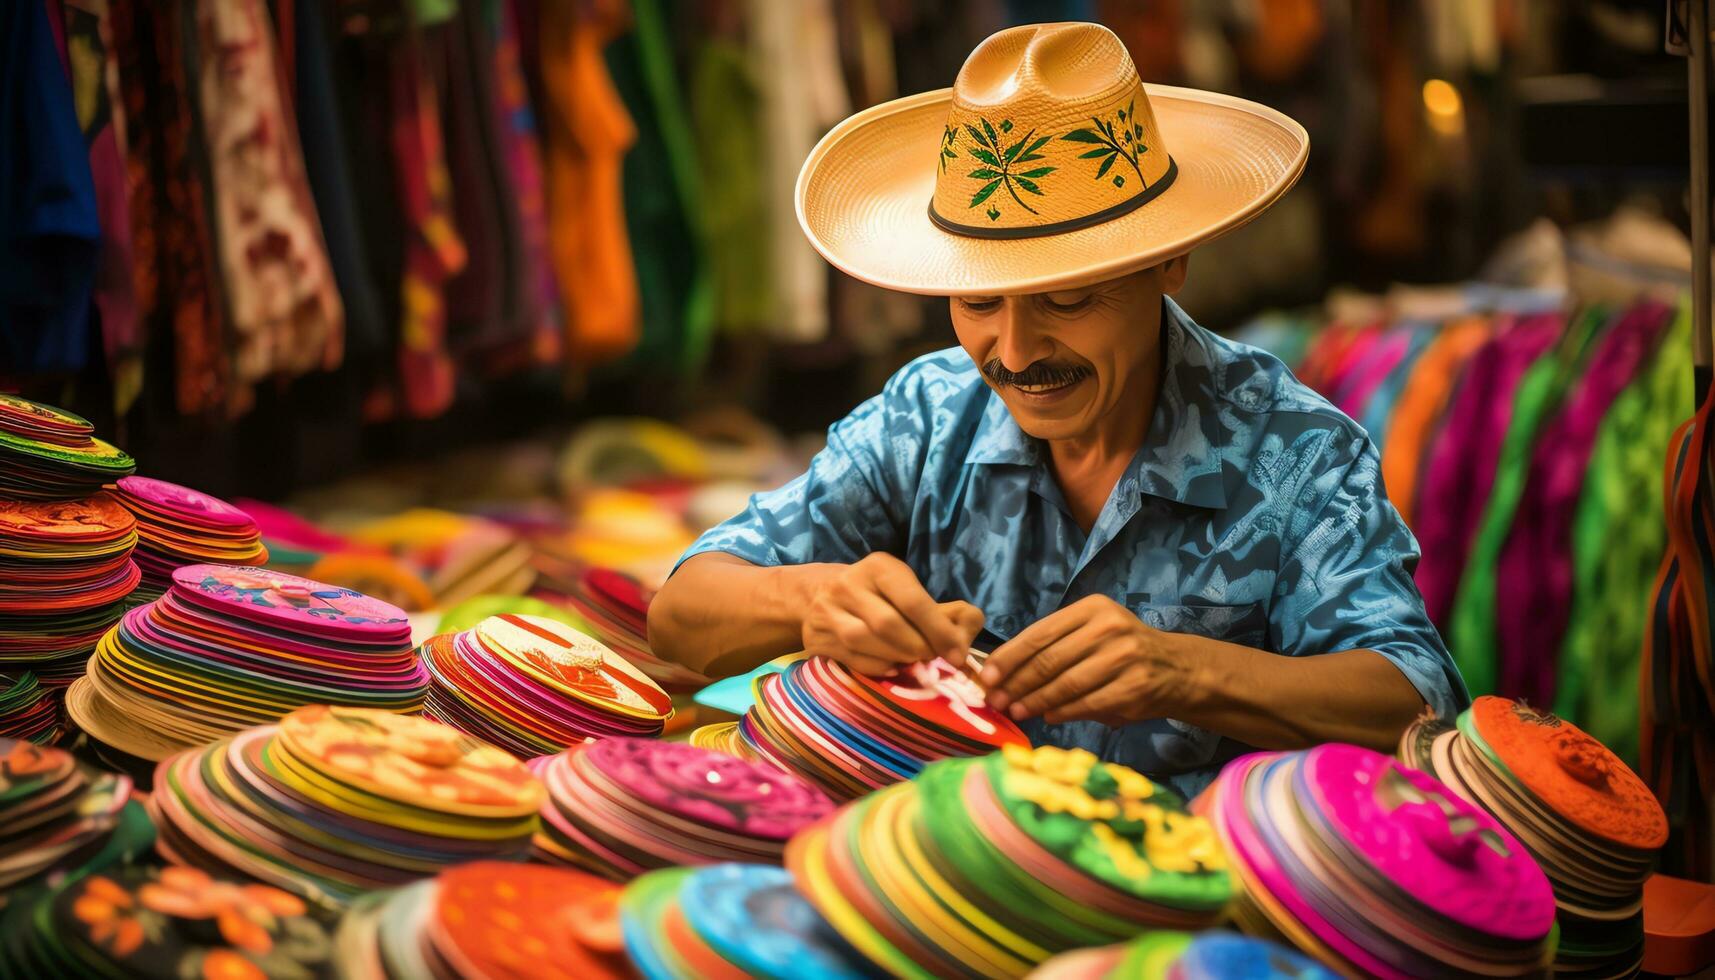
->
[[646, 552, 843, 678], [1172, 635, 1427, 752]]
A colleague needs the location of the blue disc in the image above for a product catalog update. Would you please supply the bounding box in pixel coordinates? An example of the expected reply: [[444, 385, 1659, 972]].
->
[[679, 864, 877, 980], [1175, 932, 1341, 980]]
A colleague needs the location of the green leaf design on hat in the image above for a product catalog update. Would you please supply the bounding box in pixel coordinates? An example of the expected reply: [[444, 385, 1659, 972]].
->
[[962, 118, 1054, 220], [1063, 97, 1148, 190], [939, 125, 959, 173]]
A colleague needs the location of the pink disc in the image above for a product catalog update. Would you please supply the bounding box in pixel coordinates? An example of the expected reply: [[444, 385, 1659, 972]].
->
[[116, 476, 256, 530], [168, 564, 411, 643], [580, 737, 833, 840], [1302, 744, 1555, 942]]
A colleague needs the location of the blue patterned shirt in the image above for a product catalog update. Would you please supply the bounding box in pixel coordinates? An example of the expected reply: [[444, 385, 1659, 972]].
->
[[680, 299, 1468, 798]]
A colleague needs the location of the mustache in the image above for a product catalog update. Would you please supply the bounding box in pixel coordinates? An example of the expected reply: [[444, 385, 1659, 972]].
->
[[981, 358, 1092, 388]]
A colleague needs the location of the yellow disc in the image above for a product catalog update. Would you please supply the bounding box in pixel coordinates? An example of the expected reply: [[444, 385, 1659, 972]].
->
[[473, 614, 671, 721], [278, 705, 543, 818]]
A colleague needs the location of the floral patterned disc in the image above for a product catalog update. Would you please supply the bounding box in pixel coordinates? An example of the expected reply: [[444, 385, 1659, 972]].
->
[[277, 705, 543, 818], [53, 866, 336, 979], [170, 565, 411, 642], [582, 737, 833, 840]]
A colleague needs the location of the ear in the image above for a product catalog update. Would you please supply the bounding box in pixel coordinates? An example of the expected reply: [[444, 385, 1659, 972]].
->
[[1159, 253, 1190, 295]]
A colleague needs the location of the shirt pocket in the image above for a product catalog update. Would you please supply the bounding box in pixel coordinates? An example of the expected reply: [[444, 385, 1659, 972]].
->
[[1131, 600, 1271, 651]]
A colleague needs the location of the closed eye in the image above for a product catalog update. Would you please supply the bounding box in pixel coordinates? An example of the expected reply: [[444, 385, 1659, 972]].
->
[[1042, 294, 1094, 314], [958, 297, 1004, 314]]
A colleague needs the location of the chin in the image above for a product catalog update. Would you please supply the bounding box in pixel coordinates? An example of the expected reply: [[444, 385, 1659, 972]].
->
[[1000, 380, 1096, 439]]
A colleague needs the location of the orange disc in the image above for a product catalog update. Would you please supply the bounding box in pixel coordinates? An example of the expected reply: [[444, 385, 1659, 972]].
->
[[428, 862, 630, 980], [1469, 697, 1667, 851]]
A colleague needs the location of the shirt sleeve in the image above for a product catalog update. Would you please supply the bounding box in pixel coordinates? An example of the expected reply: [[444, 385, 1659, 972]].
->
[[673, 366, 928, 572], [1270, 428, 1471, 721]]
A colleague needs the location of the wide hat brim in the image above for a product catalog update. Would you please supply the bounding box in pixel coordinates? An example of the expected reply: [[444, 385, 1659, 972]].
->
[[796, 84, 1309, 296]]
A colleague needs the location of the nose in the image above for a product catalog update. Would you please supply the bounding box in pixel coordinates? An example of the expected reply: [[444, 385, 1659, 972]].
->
[[993, 301, 1055, 372]]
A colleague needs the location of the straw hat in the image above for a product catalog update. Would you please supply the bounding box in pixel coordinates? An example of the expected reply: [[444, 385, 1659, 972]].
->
[[796, 22, 1309, 296]]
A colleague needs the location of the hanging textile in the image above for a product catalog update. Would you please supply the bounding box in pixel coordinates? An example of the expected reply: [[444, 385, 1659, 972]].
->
[[541, 0, 638, 364], [114, 1, 230, 417], [1447, 306, 1605, 695], [387, 19, 465, 418], [607, 0, 713, 373], [690, 36, 773, 336], [0, 0, 99, 377], [441, 0, 513, 355], [1493, 301, 1674, 705], [63, 0, 143, 412], [283, 0, 388, 369], [486, 0, 560, 368], [1412, 312, 1562, 626], [744, 0, 850, 342], [1379, 315, 1491, 527], [1562, 305, 1691, 760], [193, 0, 343, 402]]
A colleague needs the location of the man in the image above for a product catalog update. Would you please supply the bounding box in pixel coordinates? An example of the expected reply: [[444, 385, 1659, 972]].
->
[[649, 22, 1467, 797]]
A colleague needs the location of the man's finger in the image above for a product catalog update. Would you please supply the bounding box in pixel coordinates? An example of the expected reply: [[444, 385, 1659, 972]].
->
[[872, 564, 970, 661], [1007, 645, 1126, 719], [841, 650, 904, 677], [979, 604, 1086, 690], [842, 589, 934, 663], [1043, 683, 1138, 725], [935, 601, 985, 668]]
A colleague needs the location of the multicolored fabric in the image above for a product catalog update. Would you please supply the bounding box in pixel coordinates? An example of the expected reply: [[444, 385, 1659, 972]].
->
[[1380, 316, 1491, 529], [1447, 307, 1605, 696], [193, 0, 343, 396], [1412, 313, 1562, 627], [1561, 305, 1692, 762], [0, 0, 98, 376], [63, 0, 142, 411], [1356, 323, 1433, 441], [1494, 302, 1673, 706], [681, 299, 1466, 799]]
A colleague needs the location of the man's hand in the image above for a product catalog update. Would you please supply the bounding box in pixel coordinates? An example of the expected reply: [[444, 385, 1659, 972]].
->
[[801, 553, 985, 676], [978, 594, 1198, 724]]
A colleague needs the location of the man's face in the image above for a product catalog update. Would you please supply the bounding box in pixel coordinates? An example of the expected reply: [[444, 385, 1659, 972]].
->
[[949, 259, 1187, 443]]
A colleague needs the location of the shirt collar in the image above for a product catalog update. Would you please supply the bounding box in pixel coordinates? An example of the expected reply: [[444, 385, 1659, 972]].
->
[[963, 297, 1232, 510]]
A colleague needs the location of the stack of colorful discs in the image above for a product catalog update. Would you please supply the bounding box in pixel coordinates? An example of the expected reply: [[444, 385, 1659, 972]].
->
[[1400, 697, 1666, 977], [538, 565, 710, 692], [1031, 930, 1339, 979], [0, 738, 154, 890], [421, 613, 673, 757], [621, 864, 871, 980], [741, 656, 1029, 801], [0, 866, 338, 978], [0, 394, 136, 500], [688, 720, 758, 761], [788, 744, 1233, 977], [66, 564, 426, 762], [1203, 743, 1557, 977], [0, 494, 139, 685], [335, 861, 629, 980], [0, 673, 60, 743], [109, 476, 267, 603], [532, 737, 833, 880], [147, 706, 543, 907]]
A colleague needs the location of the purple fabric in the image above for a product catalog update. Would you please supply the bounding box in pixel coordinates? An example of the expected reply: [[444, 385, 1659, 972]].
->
[[1332, 327, 1413, 421], [1494, 302, 1673, 704], [1413, 312, 1564, 627]]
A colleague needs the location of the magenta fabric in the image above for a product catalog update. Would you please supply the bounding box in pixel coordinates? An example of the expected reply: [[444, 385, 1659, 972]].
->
[[1494, 301, 1673, 704], [1332, 326, 1413, 421], [1412, 312, 1564, 627], [1322, 326, 1383, 397]]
